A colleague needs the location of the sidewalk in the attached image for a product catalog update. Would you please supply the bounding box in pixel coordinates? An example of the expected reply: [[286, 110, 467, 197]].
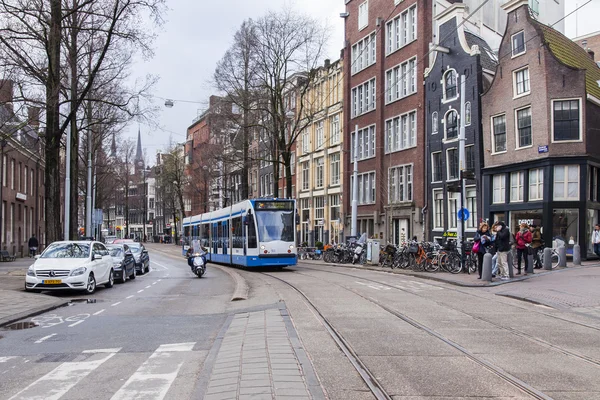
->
[[0, 258, 70, 327], [299, 258, 600, 287]]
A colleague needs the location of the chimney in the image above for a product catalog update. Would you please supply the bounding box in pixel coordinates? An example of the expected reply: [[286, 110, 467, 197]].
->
[[324, 59, 331, 68], [27, 107, 40, 128], [587, 48, 595, 61], [0, 80, 13, 113]]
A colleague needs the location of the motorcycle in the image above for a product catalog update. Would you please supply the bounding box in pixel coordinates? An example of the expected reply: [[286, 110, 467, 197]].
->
[[352, 233, 368, 265], [188, 249, 207, 278]]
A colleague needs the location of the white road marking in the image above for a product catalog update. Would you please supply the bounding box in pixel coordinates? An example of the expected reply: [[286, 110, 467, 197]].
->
[[145, 285, 151, 289], [126, 295, 134, 299], [93, 309, 105, 316], [82, 348, 122, 354], [150, 261, 170, 270], [110, 342, 195, 400], [34, 334, 57, 344], [152, 281, 158, 285], [0, 356, 17, 363], [157, 279, 162, 282], [111, 302, 122, 307], [137, 289, 144, 293], [8, 351, 117, 400], [68, 320, 85, 328]]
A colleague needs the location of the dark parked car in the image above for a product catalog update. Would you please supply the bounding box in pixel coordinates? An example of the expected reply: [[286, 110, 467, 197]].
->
[[106, 244, 136, 283], [127, 243, 150, 274]]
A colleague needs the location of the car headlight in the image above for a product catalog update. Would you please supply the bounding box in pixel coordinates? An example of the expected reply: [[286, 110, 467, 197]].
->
[[113, 262, 122, 269], [27, 266, 35, 277], [134, 255, 141, 263], [70, 267, 87, 276]]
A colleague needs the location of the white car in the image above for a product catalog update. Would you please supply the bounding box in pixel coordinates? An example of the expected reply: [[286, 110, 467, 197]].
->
[[25, 241, 115, 294]]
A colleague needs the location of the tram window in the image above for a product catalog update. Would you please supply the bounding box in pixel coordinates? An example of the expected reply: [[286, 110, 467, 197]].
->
[[247, 218, 257, 248], [232, 217, 243, 248], [184, 226, 190, 238], [202, 224, 210, 248]]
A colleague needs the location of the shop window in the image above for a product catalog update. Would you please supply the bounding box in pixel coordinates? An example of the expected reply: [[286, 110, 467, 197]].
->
[[493, 174, 505, 203], [447, 192, 459, 229], [529, 168, 544, 201], [433, 190, 444, 230], [553, 165, 579, 200], [510, 171, 524, 202], [552, 209, 579, 255], [553, 99, 581, 142]]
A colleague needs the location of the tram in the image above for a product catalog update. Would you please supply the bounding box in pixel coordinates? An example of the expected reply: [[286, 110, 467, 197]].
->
[[182, 198, 297, 268]]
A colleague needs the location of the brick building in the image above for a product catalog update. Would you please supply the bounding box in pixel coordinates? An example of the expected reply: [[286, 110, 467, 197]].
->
[[0, 80, 45, 256], [481, 0, 600, 259], [573, 31, 600, 65], [424, 4, 496, 242], [343, 0, 431, 243]]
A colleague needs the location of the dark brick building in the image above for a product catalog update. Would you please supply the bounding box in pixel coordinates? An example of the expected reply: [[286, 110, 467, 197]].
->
[[481, 0, 600, 259], [424, 4, 496, 242], [343, 0, 431, 243]]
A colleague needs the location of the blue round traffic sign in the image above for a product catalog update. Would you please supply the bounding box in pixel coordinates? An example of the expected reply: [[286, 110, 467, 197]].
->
[[457, 208, 470, 221]]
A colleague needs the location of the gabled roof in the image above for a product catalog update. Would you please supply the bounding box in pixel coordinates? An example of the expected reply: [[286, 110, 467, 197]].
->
[[464, 31, 498, 72], [532, 19, 600, 99]]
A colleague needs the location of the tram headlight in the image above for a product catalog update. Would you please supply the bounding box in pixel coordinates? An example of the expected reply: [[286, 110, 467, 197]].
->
[[289, 245, 294, 249], [260, 245, 265, 250]]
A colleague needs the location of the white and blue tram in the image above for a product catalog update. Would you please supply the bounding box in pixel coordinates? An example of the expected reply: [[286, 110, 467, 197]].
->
[[182, 199, 297, 268]]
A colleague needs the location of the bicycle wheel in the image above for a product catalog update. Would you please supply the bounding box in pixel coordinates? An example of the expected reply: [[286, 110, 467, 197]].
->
[[551, 249, 560, 269], [424, 252, 439, 272], [445, 253, 462, 274], [468, 254, 478, 274]]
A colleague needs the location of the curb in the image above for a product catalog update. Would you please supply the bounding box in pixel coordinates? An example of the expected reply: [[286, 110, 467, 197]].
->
[[299, 260, 600, 288], [0, 299, 70, 328], [143, 244, 249, 301]]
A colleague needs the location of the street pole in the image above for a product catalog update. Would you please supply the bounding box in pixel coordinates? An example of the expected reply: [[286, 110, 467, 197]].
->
[[64, 122, 71, 241], [0, 141, 6, 248], [142, 170, 146, 242], [458, 75, 467, 270], [351, 124, 358, 237], [85, 126, 93, 237]]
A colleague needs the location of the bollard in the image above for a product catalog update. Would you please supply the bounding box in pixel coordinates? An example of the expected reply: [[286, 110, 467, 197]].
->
[[558, 245, 567, 268], [482, 253, 493, 282], [573, 244, 581, 266], [527, 252, 534, 274], [507, 250, 514, 278], [543, 247, 552, 270]]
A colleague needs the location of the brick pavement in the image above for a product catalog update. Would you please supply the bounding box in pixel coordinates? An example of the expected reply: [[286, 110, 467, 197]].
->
[[204, 310, 314, 400]]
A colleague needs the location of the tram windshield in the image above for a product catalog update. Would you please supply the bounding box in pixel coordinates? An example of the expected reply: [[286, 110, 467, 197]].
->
[[255, 210, 295, 242]]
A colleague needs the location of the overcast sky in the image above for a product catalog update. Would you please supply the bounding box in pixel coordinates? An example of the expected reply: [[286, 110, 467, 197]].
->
[[128, 0, 598, 165]]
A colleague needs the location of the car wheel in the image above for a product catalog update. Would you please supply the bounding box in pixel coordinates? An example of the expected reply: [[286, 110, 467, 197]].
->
[[145, 262, 149, 273], [129, 265, 136, 280], [105, 269, 114, 288], [86, 273, 96, 294], [137, 265, 144, 275], [120, 267, 127, 284]]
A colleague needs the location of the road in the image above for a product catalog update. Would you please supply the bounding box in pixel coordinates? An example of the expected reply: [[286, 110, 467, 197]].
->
[[1, 244, 600, 399]]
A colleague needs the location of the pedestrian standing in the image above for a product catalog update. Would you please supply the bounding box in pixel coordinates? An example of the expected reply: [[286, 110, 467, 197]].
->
[[592, 224, 600, 258], [474, 222, 491, 279], [495, 222, 511, 280], [515, 222, 533, 275], [28, 234, 39, 257], [490, 222, 498, 278], [530, 224, 543, 268]]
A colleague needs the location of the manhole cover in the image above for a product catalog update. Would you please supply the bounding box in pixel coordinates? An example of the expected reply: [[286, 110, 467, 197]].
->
[[3, 321, 39, 330]]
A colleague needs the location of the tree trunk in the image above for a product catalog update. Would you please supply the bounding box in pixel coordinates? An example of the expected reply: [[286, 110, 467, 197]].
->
[[69, 2, 79, 239], [283, 151, 293, 199], [45, 0, 63, 243]]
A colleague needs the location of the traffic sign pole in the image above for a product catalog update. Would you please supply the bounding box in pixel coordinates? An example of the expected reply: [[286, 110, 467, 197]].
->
[[459, 75, 467, 273]]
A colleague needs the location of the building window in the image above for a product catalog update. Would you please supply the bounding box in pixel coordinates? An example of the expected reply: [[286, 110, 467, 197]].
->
[[329, 194, 340, 222], [444, 110, 458, 140], [433, 190, 444, 230], [315, 121, 324, 150], [530, 0, 539, 14], [466, 187, 477, 229], [315, 157, 324, 188], [514, 67, 530, 96], [351, 171, 376, 204], [432, 112, 438, 134], [385, 110, 416, 153], [493, 174, 505, 203], [301, 162, 309, 191], [388, 164, 412, 203], [447, 148, 459, 181], [432, 152, 442, 182], [10, 159, 14, 190], [351, 78, 376, 118], [516, 107, 532, 148], [386, 4, 417, 54], [330, 153, 340, 186], [465, 145, 475, 172], [529, 168, 544, 201], [358, 0, 368, 30], [314, 196, 325, 220], [443, 69, 458, 100], [465, 102, 471, 126], [553, 99, 581, 141], [23, 167, 27, 195], [351, 125, 376, 161], [2, 155, 5, 187], [510, 171, 524, 202], [385, 57, 417, 103], [448, 192, 459, 229], [351, 32, 376, 74], [512, 31, 525, 56], [302, 130, 310, 154], [330, 114, 340, 144], [554, 165, 579, 200], [492, 115, 507, 153]]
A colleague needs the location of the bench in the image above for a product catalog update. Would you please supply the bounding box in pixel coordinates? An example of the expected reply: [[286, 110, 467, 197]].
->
[[0, 250, 16, 261]]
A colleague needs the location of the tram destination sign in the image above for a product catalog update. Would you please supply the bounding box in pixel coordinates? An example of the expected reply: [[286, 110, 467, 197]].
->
[[256, 201, 294, 211]]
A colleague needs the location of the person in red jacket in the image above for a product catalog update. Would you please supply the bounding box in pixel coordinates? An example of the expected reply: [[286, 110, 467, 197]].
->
[[515, 222, 533, 275]]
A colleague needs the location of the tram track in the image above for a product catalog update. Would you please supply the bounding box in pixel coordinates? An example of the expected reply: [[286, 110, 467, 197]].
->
[[262, 269, 555, 400], [297, 265, 600, 369]]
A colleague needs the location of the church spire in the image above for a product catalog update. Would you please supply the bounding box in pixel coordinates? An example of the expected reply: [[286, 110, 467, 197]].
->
[[110, 132, 117, 158], [135, 127, 143, 165]]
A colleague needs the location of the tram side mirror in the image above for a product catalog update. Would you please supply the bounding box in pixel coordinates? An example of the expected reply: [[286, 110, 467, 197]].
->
[[244, 214, 254, 226], [295, 212, 300, 226]]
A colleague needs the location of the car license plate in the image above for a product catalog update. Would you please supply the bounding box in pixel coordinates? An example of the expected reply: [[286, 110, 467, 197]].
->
[[42, 280, 62, 284]]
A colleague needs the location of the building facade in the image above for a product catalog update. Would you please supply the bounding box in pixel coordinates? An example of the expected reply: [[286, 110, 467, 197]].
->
[[297, 59, 343, 246], [481, 0, 600, 259], [424, 4, 496, 242]]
